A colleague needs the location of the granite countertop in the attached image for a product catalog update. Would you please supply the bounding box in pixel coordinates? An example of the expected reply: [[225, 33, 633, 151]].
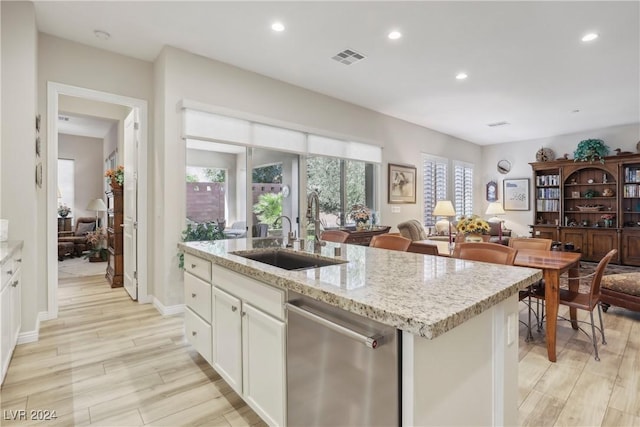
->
[[179, 238, 542, 339], [0, 241, 23, 266]]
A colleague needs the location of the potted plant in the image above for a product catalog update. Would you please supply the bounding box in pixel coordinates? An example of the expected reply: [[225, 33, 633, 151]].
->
[[84, 227, 108, 261], [105, 165, 124, 188], [573, 139, 609, 163], [57, 204, 71, 218]]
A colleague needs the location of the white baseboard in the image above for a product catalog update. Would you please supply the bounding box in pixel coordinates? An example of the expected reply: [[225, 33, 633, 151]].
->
[[153, 297, 184, 316], [17, 313, 42, 344]]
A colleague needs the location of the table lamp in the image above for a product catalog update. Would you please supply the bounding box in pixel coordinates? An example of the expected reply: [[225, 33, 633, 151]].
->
[[433, 200, 457, 249], [86, 198, 108, 230], [485, 201, 506, 241]]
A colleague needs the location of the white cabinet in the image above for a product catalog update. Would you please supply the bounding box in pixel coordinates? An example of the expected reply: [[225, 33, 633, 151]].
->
[[1, 246, 22, 385], [212, 287, 242, 393], [183, 255, 213, 365], [212, 265, 286, 427]]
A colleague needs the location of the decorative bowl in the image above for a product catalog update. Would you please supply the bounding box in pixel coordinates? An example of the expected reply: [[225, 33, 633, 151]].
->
[[576, 205, 604, 212]]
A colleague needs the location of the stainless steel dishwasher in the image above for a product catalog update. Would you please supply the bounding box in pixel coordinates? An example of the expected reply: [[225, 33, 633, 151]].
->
[[286, 291, 399, 426]]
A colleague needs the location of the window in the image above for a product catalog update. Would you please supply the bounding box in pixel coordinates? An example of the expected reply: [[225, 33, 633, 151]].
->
[[454, 161, 474, 218], [58, 158, 75, 216], [422, 155, 448, 226]]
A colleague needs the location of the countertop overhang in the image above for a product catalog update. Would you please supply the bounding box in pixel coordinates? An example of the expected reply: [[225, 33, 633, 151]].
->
[[179, 238, 542, 339]]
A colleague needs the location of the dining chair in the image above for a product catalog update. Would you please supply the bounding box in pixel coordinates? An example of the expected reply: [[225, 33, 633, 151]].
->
[[509, 237, 552, 341], [320, 230, 350, 243], [452, 242, 518, 265], [531, 249, 617, 361], [369, 234, 411, 252]]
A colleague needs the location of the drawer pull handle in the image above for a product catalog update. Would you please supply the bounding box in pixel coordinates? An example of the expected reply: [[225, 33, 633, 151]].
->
[[16, 258, 22, 263], [231, 306, 237, 312], [191, 293, 196, 298], [191, 264, 196, 269], [6, 270, 12, 275], [192, 331, 197, 336], [242, 311, 246, 317], [11, 281, 18, 287]]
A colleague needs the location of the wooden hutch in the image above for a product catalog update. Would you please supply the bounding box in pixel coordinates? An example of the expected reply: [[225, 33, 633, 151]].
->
[[106, 188, 124, 287], [531, 153, 640, 265]]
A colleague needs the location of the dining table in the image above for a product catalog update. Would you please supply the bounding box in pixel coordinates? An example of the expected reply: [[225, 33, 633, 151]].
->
[[424, 240, 581, 362]]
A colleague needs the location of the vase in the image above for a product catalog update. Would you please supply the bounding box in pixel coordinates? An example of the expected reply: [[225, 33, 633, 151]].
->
[[110, 178, 122, 189], [465, 234, 484, 243], [356, 221, 367, 231], [59, 212, 68, 218]]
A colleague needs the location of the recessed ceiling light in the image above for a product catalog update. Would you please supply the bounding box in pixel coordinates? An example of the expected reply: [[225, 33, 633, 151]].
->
[[455, 72, 468, 80], [581, 33, 599, 42], [271, 22, 285, 32], [94, 30, 110, 41], [388, 31, 402, 40]]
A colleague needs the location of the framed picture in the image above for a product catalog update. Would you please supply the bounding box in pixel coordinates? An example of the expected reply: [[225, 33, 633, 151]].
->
[[571, 191, 580, 199], [35, 114, 41, 132], [35, 136, 41, 157], [35, 162, 43, 188], [503, 178, 530, 211], [388, 163, 416, 204], [486, 181, 498, 202]]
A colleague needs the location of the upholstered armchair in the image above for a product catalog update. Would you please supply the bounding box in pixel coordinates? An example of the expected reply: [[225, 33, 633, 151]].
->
[[58, 217, 97, 256]]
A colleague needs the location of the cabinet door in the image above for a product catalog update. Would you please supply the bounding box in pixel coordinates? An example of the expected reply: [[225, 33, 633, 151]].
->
[[588, 230, 619, 263], [212, 287, 242, 395], [10, 273, 20, 347], [0, 283, 11, 382], [560, 229, 586, 254], [621, 231, 640, 266], [242, 303, 286, 427]]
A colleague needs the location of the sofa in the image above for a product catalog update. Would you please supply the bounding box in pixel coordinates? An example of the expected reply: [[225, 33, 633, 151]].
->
[[398, 219, 511, 246], [58, 216, 97, 256]]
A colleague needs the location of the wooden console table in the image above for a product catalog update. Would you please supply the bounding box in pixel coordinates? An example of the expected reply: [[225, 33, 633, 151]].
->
[[326, 226, 391, 246]]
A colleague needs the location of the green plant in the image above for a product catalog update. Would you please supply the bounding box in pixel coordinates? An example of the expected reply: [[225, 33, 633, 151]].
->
[[253, 192, 283, 225], [105, 165, 124, 185], [584, 189, 599, 198], [57, 204, 71, 216], [178, 222, 225, 268], [573, 139, 609, 163]]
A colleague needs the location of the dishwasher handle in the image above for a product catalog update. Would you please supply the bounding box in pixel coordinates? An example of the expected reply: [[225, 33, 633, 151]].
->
[[285, 302, 380, 349]]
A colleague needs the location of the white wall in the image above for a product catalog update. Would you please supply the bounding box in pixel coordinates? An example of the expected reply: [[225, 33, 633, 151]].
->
[[154, 46, 481, 307], [38, 34, 154, 312], [1, 1, 38, 335], [481, 123, 640, 237], [58, 134, 105, 223]]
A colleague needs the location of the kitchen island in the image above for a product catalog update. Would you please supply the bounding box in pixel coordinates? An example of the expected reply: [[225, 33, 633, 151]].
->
[[179, 238, 542, 426]]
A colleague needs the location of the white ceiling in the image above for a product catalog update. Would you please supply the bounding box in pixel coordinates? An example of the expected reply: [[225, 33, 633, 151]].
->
[[58, 112, 117, 139], [34, 1, 640, 146]]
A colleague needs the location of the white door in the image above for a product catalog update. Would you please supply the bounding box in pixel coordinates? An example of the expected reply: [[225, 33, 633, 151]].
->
[[123, 109, 138, 300]]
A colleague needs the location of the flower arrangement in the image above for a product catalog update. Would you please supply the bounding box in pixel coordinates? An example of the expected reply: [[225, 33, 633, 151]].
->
[[349, 204, 371, 224], [601, 214, 615, 220], [456, 215, 490, 235], [57, 204, 71, 217], [573, 139, 609, 163], [84, 227, 108, 261], [105, 165, 124, 186]]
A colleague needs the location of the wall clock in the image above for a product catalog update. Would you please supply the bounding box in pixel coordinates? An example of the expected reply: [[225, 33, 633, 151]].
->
[[497, 160, 511, 175], [536, 147, 555, 162]]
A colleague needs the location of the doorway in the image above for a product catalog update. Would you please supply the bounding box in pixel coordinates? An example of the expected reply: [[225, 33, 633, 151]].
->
[[46, 82, 149, 319]]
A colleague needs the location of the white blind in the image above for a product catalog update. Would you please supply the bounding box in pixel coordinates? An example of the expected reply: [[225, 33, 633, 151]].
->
[[182, 108, 381, 164], [423, 155, 448, 225], [454, 161, 474, 218]]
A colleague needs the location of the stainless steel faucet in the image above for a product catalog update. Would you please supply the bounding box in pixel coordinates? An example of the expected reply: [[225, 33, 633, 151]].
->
[[306, 191, 325, 251], [273, 215, 296, 248]]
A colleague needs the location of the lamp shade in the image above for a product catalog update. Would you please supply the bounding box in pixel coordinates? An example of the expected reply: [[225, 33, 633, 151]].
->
[[433, 200, 456, 217], [485, 202, 506, 216], [86, 198, 107, 212]]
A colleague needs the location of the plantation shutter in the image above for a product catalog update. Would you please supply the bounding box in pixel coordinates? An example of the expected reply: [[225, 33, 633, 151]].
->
[[454, 161, 474, 218], [423, 155, 448, 226]]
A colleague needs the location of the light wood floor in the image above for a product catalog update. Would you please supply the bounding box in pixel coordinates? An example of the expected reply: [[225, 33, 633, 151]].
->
[[1, 274, 639, 426], [0, 275, 265, 427]]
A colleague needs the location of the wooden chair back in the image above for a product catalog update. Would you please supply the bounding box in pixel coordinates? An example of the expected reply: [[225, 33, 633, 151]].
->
[[369, 234, 411, 252], [453, 242, 518, 265], [508, 237, 552, 251], [320, 230, 350, 243], [587, 249, 618, 304]]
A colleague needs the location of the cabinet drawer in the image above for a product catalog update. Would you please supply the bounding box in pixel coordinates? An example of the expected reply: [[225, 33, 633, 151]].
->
[[1, 258, 14, 290], [212, 265, 284, 320], [184, 308, 212, 364], [184, 272, 212, 322], [184, 253, 212, 282]]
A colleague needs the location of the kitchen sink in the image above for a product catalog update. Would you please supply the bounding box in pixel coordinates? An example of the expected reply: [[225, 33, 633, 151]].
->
[[232, 249, 346, 271]]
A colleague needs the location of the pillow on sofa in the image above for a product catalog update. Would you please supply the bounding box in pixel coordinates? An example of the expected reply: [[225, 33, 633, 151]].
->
[[488, 221, 502, 236], [75, 222, 95, 236], [397, 220, 427, 241]]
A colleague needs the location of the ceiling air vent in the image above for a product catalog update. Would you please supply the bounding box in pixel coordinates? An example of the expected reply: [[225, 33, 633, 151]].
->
[[58, 115, 70, 121], [331, 48, 366, 65], [487, 121, 510, 127]]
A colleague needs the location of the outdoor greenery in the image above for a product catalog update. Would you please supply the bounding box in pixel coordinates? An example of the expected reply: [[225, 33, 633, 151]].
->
[[253, 164, 282, 183], [178, 222, 225, 269], [306, 157, 366, 215], [574, 139, 610, 163], [205, 168, 226, 182], [253, 192, 283, 225]]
